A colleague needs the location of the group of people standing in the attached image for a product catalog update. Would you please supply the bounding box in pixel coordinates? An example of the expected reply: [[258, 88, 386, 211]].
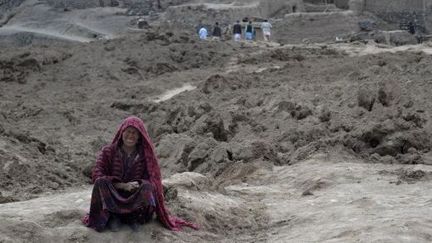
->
[[198, 19, 272, 42], [199, 22, 222, 40]]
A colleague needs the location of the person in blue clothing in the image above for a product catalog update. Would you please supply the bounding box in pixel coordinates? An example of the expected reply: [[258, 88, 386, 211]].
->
[[245, 21, 253, 41]]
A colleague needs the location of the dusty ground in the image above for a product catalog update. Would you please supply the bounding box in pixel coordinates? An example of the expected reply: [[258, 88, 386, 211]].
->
[[1, 0, 432, 242]]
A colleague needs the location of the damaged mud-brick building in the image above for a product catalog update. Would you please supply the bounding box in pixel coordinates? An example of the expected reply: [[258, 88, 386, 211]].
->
[[350, 0, 432, 33], [165, 0, 303, 32]]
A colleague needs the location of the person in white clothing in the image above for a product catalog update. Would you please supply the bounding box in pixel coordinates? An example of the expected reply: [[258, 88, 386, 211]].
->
[[260, 19, 272, 41], [199, 26, 208, 40]]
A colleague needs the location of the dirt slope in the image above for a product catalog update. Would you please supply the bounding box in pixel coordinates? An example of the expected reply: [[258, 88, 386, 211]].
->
[[1, 1, 432, 242]]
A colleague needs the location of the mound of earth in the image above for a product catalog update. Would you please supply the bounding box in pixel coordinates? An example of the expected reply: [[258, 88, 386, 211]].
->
[[0, 28, 238, 201], [1, 0, 432, 242]]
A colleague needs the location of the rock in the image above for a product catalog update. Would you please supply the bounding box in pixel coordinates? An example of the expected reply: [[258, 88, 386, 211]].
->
[[200, 74, 248, 94], [402, 111, 426, 128], [378, 86, 391, 106], [230, 140, 278, 163], [165, 106, 194, 133], [156, 134, 195, 173], [163, 172, 210, 191], [277, 100, 296, 113], [192, 112, 228, 142], [357, 87, 375, 111], [0, 191, 16, 204], [291, 142, 320, 162], [397, 169, 426, 182], [359, 122, 393, 150], [187, 102, 212, 119], [371, 131, 430, 157], [145, 62, 178, 75], [358, 20, 376, 31], [209, 143, 231, 164], [277, 101, 312, 120], [403, 100, 414, 108], [318, 106, 331, 122], [389, 31, 417, 46], [335, 0, 349, 9], [372, 139, 400, 156], [187, 138, 218, 171], [291, 104, 313, 120]]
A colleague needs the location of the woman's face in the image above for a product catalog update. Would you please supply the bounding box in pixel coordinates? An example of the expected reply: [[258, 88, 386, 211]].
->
[[122, 126, 140, 148]]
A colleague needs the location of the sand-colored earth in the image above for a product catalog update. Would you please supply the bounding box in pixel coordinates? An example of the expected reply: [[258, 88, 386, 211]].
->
[[1, 0, 432, 242]]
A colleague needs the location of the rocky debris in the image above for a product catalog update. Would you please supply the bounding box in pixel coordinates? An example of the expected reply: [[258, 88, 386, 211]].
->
[[0, 57, 40, 83], [163, 172, 210, 201], [230, 140, 279, 164], [0, 22, 431, 220], [192, 112, 228, 142], [157, 134, 194, 169], [358, 20, 376, 31], [145, 62, 178, 75], [0, 50, 71, 83], [187, 137, 218, 171], [318, 105, 331, 122], [277, 101, 313, 120], [389, 31, 418, 46], [0, 1, 432, 241], [0, 191, 15, 204], [349, 30, 418, 46], [396, 169, 429, 183], [200, 74, 250, 94], [377, 86, 392, 107], [163, 172, 210, 192], [301, 179, 329, 196], [357, 87, 376, 111]]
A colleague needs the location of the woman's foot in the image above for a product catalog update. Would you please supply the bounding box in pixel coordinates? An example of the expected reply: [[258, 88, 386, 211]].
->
[[108, 215, 122, 232], [129, 221, 140, 232]]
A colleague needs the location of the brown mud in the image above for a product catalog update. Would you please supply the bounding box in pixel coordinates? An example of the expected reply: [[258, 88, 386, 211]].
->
[[1, 1, 432, 242]]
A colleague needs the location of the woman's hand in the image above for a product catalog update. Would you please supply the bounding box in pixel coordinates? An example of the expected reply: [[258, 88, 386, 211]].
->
[[114, 181, 140, 192]]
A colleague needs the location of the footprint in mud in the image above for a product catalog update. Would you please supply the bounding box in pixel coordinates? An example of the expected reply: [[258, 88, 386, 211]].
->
[[40, 209, 85, 228]]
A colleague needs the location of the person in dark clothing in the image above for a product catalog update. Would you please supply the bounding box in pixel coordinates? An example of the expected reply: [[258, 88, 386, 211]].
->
[[245, 21, 253, 41], [233, 20, 242, 41], [407, 21, 416, 35], [212, 22, 222, 40]]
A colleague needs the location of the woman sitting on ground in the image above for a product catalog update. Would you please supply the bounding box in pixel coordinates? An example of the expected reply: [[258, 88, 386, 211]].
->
[[82, 116, 197, 232]]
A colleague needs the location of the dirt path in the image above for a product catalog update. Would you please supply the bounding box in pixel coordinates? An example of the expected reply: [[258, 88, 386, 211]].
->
[[0, 25, 93, 42]]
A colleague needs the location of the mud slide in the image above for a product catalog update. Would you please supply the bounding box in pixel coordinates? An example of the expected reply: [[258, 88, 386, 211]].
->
[[0, 25, 93, 42], [1, 1, 432, 242], [2, 155, 432, 242], [0, 1, 134, 44]]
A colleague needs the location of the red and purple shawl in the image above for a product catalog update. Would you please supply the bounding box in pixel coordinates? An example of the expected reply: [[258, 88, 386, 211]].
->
[[83, 116, 198, 231]]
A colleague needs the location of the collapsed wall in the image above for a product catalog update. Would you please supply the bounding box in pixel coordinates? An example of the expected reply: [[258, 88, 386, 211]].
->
[[45, 0, 115, 8], [350, 0, 432, 33], [0, 0, 26, 19], [335, 0, 349, 9], [165, 0, 304, 27], [274, 11, 361, 44]]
